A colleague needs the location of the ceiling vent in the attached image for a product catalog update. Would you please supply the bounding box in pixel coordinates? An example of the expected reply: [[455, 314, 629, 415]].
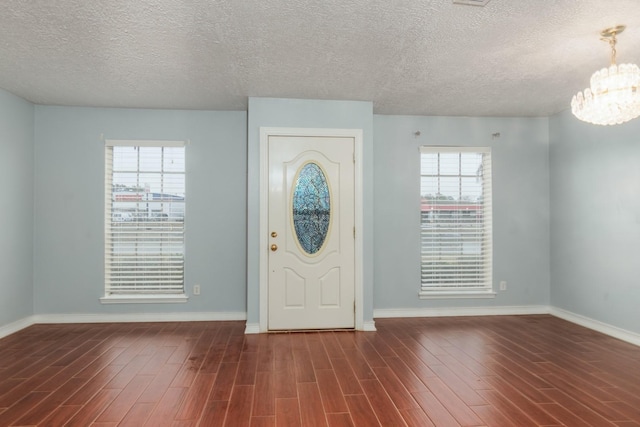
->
[[453, 0, 491, 6]]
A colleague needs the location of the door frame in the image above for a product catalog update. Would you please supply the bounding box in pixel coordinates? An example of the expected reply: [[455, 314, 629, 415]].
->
[[259, 127, 364, 332]]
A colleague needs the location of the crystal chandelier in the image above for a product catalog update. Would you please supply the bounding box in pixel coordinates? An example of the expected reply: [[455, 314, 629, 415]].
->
[[571, 25, 640, 126]]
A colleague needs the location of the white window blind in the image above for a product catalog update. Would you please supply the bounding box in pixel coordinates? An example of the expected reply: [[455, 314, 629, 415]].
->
[[104, 140, 186, 296], [420, 147, 493, 296]]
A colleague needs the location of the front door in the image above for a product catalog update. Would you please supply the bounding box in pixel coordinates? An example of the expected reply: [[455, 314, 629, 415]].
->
[[267, 135, 355, 330]]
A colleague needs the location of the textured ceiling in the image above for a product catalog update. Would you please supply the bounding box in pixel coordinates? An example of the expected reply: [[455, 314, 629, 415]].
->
[[2, 0, 640, 116]]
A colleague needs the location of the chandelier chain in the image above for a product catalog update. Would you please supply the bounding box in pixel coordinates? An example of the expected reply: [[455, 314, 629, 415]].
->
[[602, 32, 618, 66]]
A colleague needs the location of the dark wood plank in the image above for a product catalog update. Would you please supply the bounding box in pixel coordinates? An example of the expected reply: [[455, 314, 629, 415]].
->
[[252, 415, 276, 426], [475, 388, 539, 427], [359, 379, 407, 426], [39, 404, 83, 426], [138, 345, 177, 375], [143, 387, 187, 426], [542, 387, 622, 427], [298, 382, 328, 427], [292, 340, 316, 383], [199, 400, 228, 427], [400, 407, 436, 427], [372, 366, 419, 410], [13, 377, 87, 425], [65, 388, 121, 427], [0, 390, 49, 426], [306, 333, 332, 370], [472, 404, 518, 427], [208, 362, 238, 401], [275, 397, 302, 427], [315, 369, 349, 413], [479, 375, 560, 425], [95, 374, 154, 423], [319, 332, 345, 359], [118, 402, 155, 427], [382, 356, 428, 393], [326, 412, 355, 427], [253, 371, 276, 416], [137, 362, 181, 403], [329, 358, 363, 395], [344, 394, 380, 426], [273, 335, 297, 399], [236, 350, 259, 385], [224, 384, 254, 426], [1, 365, 63, 400], [104, 355, 151, 389], [174, 372, 216, 420]]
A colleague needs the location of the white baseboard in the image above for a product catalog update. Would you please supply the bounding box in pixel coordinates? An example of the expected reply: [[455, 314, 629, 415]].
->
[[373, 305, 550, 319], [0, 316, 36, 340], [550, 306, 640, 347], [244, 323, 261, 334], [5, 308, 637, 349], [362, 320, 377, 331], [32, 311, 247, 324], [1, 312, 247, 340]]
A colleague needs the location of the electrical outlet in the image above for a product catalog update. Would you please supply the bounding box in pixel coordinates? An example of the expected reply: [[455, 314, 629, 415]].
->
[[193, 284, 201, 295], [499, 281, 507, 291]]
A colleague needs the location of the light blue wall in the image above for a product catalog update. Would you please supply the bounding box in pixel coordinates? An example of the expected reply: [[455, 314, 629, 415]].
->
[[33, 106, 247, 315], [373, 115, 550, 310], [0, 89, 34, 326], [7, 89, 635, 337], [550, 109, 640, 333], [246, 97, 375, 326]]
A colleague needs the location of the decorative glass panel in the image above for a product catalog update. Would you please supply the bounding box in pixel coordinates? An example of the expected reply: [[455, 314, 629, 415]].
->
[[292, 163, 331, 255]]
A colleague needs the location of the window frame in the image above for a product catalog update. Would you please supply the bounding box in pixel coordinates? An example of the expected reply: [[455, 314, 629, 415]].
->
[[101, 139, 188, 304], [419, 146, 494, 299]]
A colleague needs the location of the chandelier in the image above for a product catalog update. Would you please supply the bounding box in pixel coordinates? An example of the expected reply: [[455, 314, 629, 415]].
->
[[571, 25, 640, 126]]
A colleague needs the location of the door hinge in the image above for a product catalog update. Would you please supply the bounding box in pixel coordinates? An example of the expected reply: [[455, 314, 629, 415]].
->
[[353, 152, 355, 163], [354, 301, 356, 313], [353, 226, 356, 238]]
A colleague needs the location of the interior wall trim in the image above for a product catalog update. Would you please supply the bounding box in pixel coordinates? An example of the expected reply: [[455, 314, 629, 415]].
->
[[32, 311, 247, 324], [550, 306, 640, 347], [245, 323, 260, 334], [373, 305, 550, 319], [3, 307, 638, 349], [0, 315, 36, 340], [362, 320, 377, 331]]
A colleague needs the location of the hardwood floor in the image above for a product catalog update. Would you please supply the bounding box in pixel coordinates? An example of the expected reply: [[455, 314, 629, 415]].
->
[[1, 315, 640, 426]]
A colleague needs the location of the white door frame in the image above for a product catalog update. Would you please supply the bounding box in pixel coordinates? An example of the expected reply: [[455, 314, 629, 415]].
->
[[259, 127, 364, 332]]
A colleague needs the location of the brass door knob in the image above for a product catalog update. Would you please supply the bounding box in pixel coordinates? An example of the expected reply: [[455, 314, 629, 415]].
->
[[271, 244, 278, 251], [271, 231, 278, 238]]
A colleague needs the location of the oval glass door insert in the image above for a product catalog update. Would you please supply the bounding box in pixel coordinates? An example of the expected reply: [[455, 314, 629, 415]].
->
[[292, 162, 331, 255]]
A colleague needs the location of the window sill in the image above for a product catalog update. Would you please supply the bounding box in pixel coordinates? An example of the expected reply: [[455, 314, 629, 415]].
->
[[419, 291, 496, 300], [100, 294, 189, 304]]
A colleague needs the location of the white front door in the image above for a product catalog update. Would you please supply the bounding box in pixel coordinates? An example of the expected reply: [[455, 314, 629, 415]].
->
[[267, 135, 355, 330]]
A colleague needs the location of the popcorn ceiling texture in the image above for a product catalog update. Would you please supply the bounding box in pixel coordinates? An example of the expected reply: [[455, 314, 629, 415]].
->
[[1, 0, 639, 116]]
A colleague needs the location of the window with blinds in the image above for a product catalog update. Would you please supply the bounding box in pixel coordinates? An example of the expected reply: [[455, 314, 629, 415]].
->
[[104, 140, 186, 299], [420, 147, 493, 297]]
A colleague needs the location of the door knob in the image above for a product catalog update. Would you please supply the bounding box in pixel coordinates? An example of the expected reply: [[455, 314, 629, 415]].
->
[[271, 244, 278, 251], [271, 231, 278, 238]]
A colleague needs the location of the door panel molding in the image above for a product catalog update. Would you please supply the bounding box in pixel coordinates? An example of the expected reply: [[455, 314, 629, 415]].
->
[[259, 127, 364, 332]]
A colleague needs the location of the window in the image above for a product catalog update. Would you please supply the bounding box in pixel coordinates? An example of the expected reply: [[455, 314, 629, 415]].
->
[[102, 140, 186, 303], [420, 147, 493, 298]]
